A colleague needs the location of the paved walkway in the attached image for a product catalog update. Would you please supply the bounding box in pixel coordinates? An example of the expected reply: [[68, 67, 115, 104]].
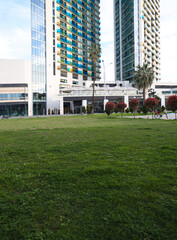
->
[[128, 113, 176, 120], [1, 113, 176, 120], [0, 114, 79, 120]]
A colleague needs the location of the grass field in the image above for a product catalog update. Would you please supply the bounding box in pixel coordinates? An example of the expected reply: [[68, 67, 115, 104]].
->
[[0, 115, 177, 240]]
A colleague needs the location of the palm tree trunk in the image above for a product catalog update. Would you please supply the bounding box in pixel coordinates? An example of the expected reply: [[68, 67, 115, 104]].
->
[[92, 62, 96, 114], [92, 79, 95, 114], [143, 88, 146, 104]]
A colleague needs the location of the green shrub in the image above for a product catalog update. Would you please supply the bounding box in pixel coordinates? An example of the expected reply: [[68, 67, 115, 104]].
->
[[161, 105, 165, 112], [125, 108, 130, 113], [137, 109, 142, 114], [114, 107, 118, 113], [141, 105, 149, 115], [130, 107, 134, 113], [157, 108, 162, 113], [82, 106, 86, 114], [87, 105, 92, 114]]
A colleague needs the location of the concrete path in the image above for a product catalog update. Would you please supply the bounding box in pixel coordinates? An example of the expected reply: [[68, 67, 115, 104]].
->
[[1, 113, 176, 120], [0, 114, 79, 120], [128, 113, 176, 120]]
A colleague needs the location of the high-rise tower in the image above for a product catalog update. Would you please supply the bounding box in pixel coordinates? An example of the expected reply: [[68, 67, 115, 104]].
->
[[31, 0, 47, 115], [31, 0, 101, 115], [114, 0, 160, 83], [55, 0, 101, 85]]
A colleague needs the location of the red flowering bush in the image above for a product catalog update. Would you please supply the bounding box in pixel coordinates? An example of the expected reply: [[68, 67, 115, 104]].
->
[[129, 99, 139, 110], [167, 95, 177, 119], [116, 102, 127, 118], [144, 98, 158, 109], [144, 98, 158, 118], [105, 102, 116, 116], [129, 99, 140, 117]]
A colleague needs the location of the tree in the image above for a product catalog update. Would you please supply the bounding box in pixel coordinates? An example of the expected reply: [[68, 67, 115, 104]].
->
[[148, 88, 156, 98], [125, 108, 130, 113], [105, 102, 116, 116], [167, 95, 177, 119], [82, 106, 86, 114], [87, 105, 92, 114], [116, 102, 127, 118], [144, 97, 158, 119], [141, 105, 149, 115], [134, 63, 154, 103], [89, 43, 101, 114], [129, 99, 140, 118]]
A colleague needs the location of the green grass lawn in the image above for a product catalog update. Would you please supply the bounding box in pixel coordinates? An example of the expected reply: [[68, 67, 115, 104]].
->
[[0, 115, 177, 240]]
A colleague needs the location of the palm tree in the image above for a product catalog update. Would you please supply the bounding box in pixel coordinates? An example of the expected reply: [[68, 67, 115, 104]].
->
[[134, 63, 154, 103], [89, 43, 101, 113]]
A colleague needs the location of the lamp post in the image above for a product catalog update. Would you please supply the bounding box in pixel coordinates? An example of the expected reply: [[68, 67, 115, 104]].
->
[[102, 60, 113, 111], [102, 61, 113, 99]]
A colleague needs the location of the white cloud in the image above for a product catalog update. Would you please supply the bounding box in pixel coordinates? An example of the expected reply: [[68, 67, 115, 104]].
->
[[0, 28, 31, 59], [0, 0, 31, 60], [100, 0, 114, 44], [0, 1, 30, 27], [100, 0, 115, 82], [160, 0, 177, 83]]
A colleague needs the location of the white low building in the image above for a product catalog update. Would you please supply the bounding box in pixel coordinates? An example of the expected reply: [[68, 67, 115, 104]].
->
[[0, 59, 176, 116], [155, 82, 177, 106], [0, 59, 32, 116]]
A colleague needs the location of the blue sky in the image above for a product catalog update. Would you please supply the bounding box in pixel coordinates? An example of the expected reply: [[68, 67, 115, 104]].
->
[[0, 0, 31, 59], [0, 0, 176, 83]]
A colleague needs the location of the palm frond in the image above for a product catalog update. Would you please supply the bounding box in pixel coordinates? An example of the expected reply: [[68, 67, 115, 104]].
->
[[134, 63, 154, 90], [89, 43, 101, 64]]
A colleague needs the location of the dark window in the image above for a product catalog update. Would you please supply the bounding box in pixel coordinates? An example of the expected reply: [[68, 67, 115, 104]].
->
[[53, 62, 56, 75]]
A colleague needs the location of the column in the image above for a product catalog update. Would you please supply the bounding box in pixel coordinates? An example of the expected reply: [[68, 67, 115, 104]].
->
[[104, 99, 109, 111], [82, 100, 87, 109], [160, 95, 166, 107], [70, 101, 74, 114], [28, 62, 33, 116], [124, 95, 129, 108], [59, 96, 64, 115], [28, 96, 33, 117], [82, 100, 87, 114]]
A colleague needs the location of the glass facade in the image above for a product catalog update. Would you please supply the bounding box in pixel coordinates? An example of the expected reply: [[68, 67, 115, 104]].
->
[[0, 104, 28, 117], [31, 0, 47, 115], [0, 93, 28, 101], [115, 0, 135, 82], [115, 0, 160, 83]]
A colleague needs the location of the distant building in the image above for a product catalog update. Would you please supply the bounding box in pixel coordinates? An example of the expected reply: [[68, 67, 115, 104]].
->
[[31, 0, 101, 115], [1, 1, 172, 117], [0, 59, 32, 116], [0, 0, 101, 116], [0, 59, 174, 116], [155, 82, 177, 106], [114, 0, 161, 83]]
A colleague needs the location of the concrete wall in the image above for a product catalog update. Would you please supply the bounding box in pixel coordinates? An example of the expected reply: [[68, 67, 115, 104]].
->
[[0, 59, 29, 84], [0, 59, 32, 116]]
